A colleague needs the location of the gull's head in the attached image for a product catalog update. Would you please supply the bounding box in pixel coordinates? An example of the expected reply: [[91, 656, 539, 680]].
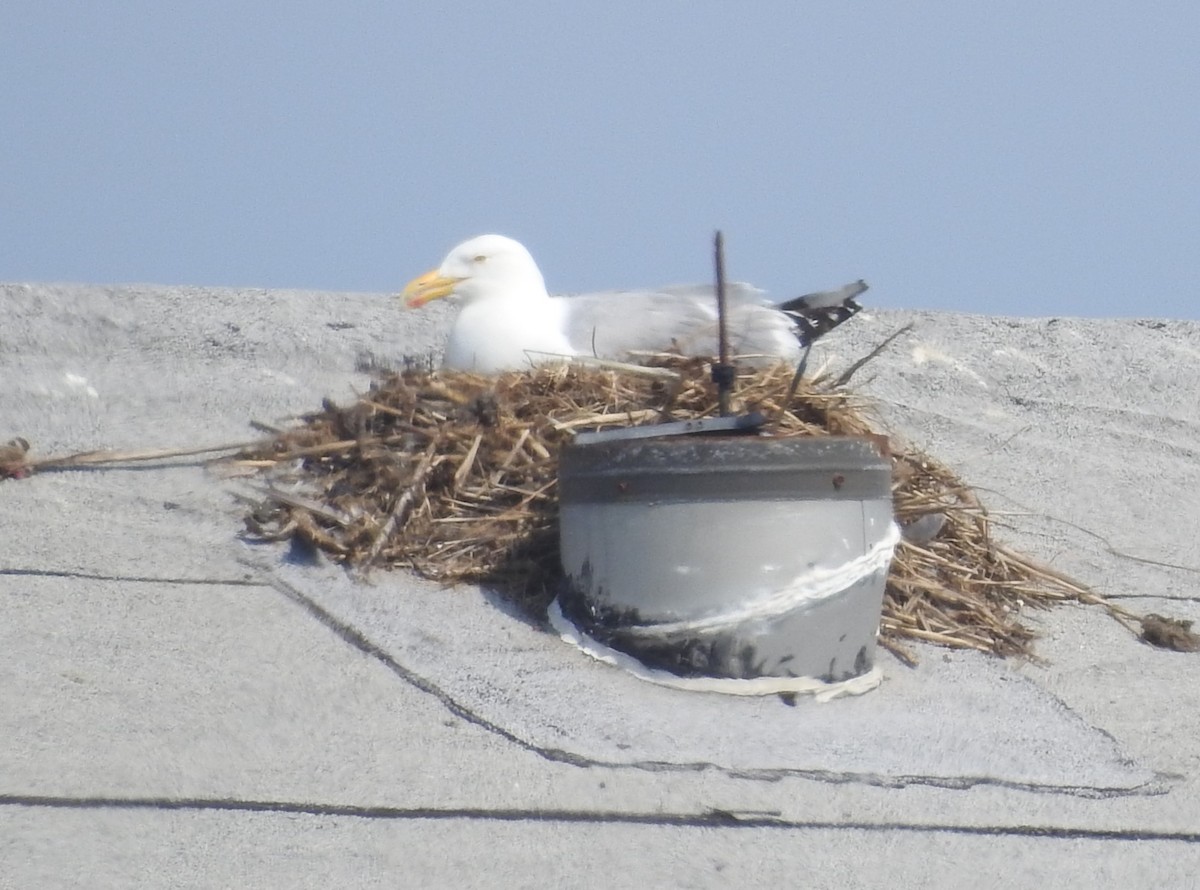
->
[[402, 234, 548, 308]]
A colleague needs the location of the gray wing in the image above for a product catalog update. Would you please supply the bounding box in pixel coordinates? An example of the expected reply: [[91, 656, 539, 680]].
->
[[553, 279, 869, 362], [785, 279, 869, 311], [554, 283, 802, 364]]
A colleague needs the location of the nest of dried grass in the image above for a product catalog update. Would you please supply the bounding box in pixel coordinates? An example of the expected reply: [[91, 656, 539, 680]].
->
[[234, 354, 1196, 663]]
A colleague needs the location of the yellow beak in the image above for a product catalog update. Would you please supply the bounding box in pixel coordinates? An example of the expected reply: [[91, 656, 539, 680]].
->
[[402, 269, 464, 308]]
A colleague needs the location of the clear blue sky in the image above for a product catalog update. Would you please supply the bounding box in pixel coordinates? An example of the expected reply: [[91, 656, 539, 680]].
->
[[2, 2, 1196, 317]]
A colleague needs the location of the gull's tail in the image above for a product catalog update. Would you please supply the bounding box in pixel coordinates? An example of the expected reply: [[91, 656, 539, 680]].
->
[[779, 280, 868, 347]]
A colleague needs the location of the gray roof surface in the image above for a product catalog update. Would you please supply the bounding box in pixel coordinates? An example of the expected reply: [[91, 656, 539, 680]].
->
[[2, 282, 1198, 888]]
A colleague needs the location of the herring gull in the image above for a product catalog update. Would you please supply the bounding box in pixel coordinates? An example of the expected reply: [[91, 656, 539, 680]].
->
[[402, 234, 866, 373]]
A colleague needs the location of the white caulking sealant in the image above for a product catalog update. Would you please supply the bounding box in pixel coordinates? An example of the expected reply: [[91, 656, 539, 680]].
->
[[547, 598, 883, 702], [618, 521, 902, 638]]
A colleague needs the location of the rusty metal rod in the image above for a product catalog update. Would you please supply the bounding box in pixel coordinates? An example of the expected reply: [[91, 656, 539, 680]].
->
[[713, 230, 733, 417]]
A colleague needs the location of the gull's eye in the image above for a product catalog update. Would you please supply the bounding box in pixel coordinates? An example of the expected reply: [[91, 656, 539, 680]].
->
[[473, 254, 488, 264]]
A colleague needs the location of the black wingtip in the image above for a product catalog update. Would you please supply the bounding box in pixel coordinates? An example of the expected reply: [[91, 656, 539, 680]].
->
[[788, 301, 863, 347], [780, 279, 868, 346]]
